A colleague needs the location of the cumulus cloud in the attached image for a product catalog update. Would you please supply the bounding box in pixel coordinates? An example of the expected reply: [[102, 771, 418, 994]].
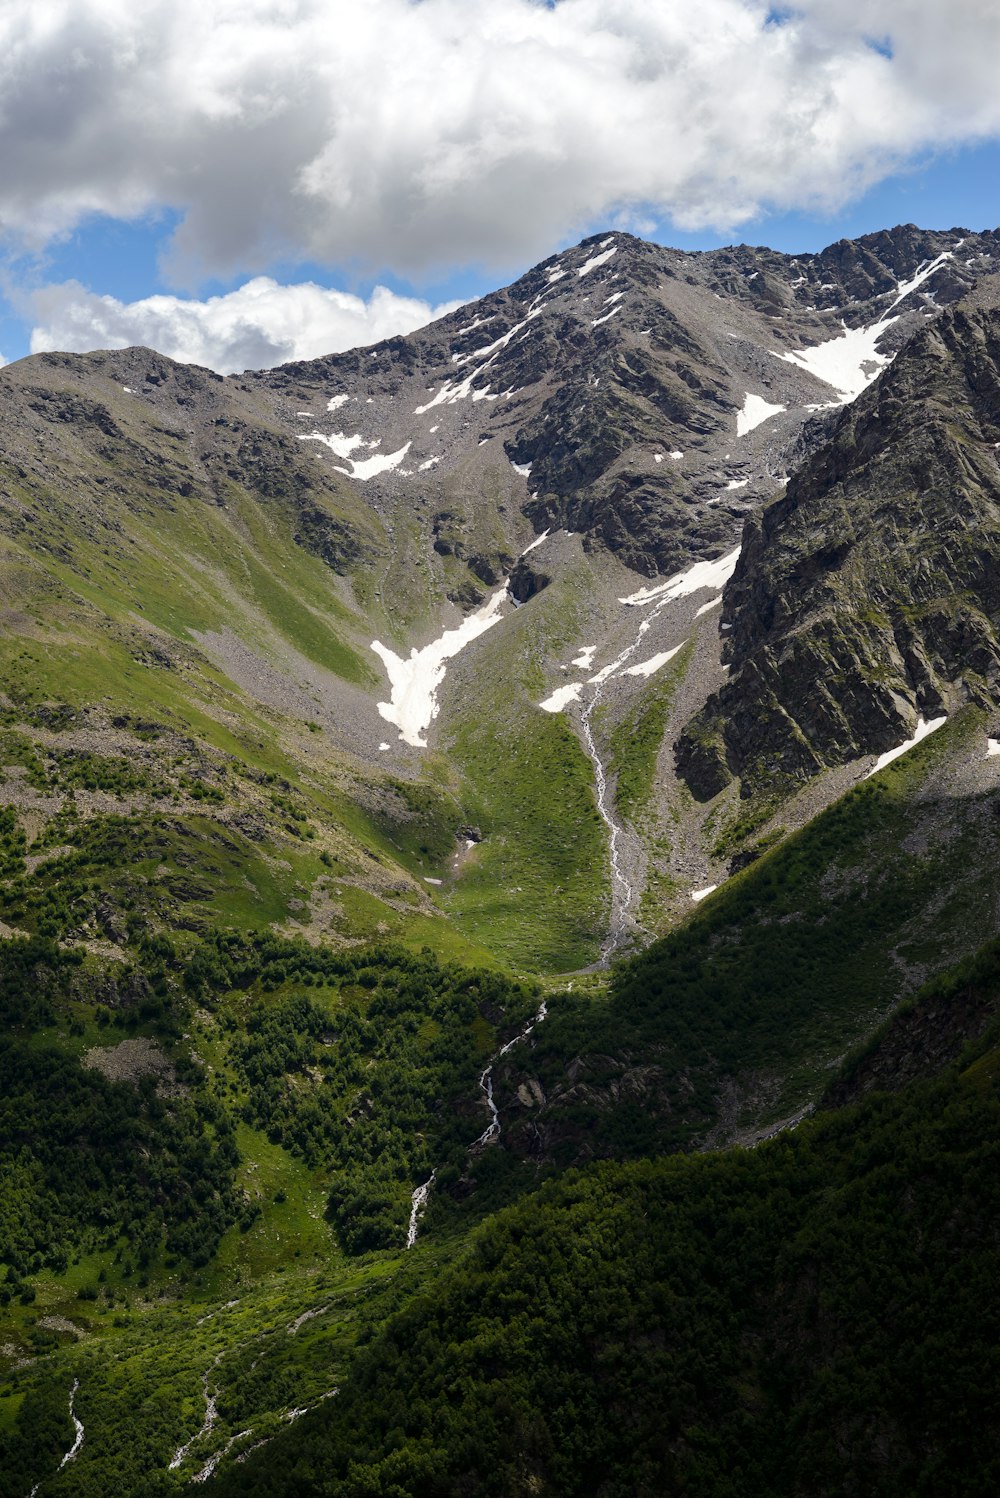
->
[[28, 277, 462, 372], [0, 1, 998, 281]]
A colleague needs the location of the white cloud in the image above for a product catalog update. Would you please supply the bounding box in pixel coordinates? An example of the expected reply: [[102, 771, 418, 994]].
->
[[0, 1, 998, 280], [28, 277, 462, 372]]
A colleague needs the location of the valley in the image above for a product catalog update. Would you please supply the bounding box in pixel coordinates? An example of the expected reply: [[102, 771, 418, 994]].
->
[[3, 223, 1000, 1494]]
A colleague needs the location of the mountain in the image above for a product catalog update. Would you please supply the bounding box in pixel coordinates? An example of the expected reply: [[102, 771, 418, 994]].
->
[[3, 224, 1000, 1495], [2, 225, 998, 971], [247, 224, 999, 583]]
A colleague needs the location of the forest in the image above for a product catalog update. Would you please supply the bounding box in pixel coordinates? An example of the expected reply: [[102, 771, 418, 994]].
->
[[207, 1038, 1000, 1497]]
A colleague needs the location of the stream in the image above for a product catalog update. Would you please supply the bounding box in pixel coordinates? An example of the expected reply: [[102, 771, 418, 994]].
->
[[28, 1380, 84, 1498], [569, 544, 741, 955], [169, 1357, 222, 1472], [577, 587, 685, 956], [60, 1382, 85, 1470], [407, 999, 548, 1246]]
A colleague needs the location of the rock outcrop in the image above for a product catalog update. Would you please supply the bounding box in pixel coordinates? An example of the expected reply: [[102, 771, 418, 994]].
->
[[678, 279, 1000, 798]]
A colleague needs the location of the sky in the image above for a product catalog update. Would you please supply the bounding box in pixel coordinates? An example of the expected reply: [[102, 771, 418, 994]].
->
[[0, 0, 999, 374]]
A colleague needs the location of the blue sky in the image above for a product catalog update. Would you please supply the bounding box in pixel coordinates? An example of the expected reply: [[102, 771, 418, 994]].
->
[[1, 1, 998, 373]]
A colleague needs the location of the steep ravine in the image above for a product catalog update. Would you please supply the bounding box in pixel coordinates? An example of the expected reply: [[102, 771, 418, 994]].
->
[[540, 545, 742, 951]]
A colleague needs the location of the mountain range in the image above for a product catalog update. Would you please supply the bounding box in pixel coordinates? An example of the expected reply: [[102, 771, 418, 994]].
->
[[2, 222, 1000, 1495]]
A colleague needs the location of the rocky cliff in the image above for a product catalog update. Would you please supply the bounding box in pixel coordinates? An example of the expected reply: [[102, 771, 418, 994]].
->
[[678, 278, 1000, 798]]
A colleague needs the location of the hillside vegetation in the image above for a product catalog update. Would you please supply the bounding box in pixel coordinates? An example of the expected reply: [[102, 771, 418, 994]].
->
[[4, 232, 1000, 1494], [204, 1037, 1000, 1498]]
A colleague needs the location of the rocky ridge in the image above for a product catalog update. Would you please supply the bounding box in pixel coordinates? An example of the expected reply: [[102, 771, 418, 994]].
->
[[247, 225, 1000, 586], [678, 276, 1000, 799]]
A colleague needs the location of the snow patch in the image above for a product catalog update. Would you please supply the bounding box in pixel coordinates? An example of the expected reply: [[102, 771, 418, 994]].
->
[[511, 460, 532, 477], [775, 322, 890, 402], [695, 596, 722, 617], [371, 583, 508, 747], [418, 456, 442, 471], [988, 738, 1000, 757], [653, 453, 664, 463], [622, 643, 683, 678], [298, 429, 364, 459], [336, 442, 412, 481], [327, 394, 350, 411], [865, 715, 947, 777], [454, 301, 546, 371], [775, 251, 954, 402], [539, 683, 583, 713], [455, 314, 495, 338], [414, 371, 481, 415], [691, 885, 717, 902], [737, 393, 786, 436], [620, 546, 741, 606], [521, 528, 549, 556], [669, 450, 683, 460], [297, 429, 412, 478], [578, 244, 617, 277], [591, 303, 622, 328], [725, 478, 749, 490], [571, 645, 597, 670]]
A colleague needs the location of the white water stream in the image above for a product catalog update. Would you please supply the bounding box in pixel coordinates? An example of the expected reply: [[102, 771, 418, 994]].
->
[[60, 1382, 84, 1470], [407, 999, 548, 1247], [580, 698, 633, 952], [169, 1357, 222, 1471], [569, 546, 742, 953], [405, 1170, 437, 1249], [579, 597, 696, 949], [28, 1380, 84, 1497], [194, 1429, 253, 1484]]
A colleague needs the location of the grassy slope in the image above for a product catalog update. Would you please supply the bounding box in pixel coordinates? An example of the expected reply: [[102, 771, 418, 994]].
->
[[0, 385, 629, 976], [441, 567, 610, 973], [0, 477, 512, 969], [502, 707, 1000, 1157]]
